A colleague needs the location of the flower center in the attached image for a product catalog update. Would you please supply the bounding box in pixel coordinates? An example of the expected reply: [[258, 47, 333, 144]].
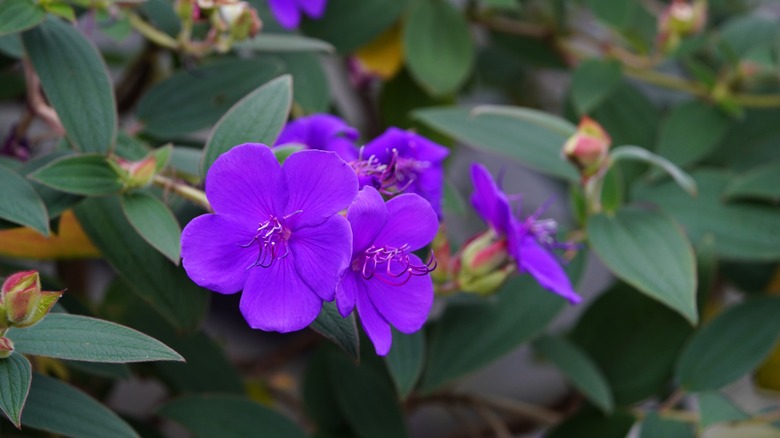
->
[[239, 215, 291, 269], [353, 244, 436, 286], [351, 148, 430, 195]]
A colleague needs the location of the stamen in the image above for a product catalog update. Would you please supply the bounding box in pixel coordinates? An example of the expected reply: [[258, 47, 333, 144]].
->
[[238, 215, 290, 269], [356, 244, 436, 286], [350, 148, 430, 196]]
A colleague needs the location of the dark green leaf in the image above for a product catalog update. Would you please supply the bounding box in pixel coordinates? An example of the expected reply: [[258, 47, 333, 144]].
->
[[65, 361, 131, 380], [23, 17, 117, 153], [8, 313, 184, 363], [310, 301, 360, 361], [384, 329, 425, 399], [120, 193, 182, 264], [571, 59, 622, 115], [588, 207, 698, 324], [724, 161, 780, 202], [639, 413, 694, 438], [0, 352, 32, 427], [719, 15, 780, 54], [698, 392, 749, 428], [202, 75, 292, 175], [547, 409, 635, 438], [414, 107, 578, 181], [18, 152, 82, 218], [0, 0, 45, 36], [534, 335, 614, 413], [0, 162, 49, 236], [585, 0, 636, 28], [159, 395, 307, 438], [74, 197, 208, 331], [676, 297, 780, 391], [655, 101, 731, 168], [138, 58, 283, 138], [404, 0, 474, 96], [0, 34, 22, 57], [234, 33, 334, 52], [22, 374, 137, 437], [589, 82, 660, 148], [472, 105, 577, 138], [28, 154, 122, 196], [169, 146, 202, 178], [303, 347, 350, 433], [280, 53, 330, 114]]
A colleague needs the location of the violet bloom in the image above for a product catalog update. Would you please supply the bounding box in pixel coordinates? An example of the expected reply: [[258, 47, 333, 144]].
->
[[268, 0, 327, 29], [470, 163, 581, 304], [337, 187, 438, 355], [275, 114, 360, 161], [181, 144, 358, 332], [353, 127, 449, 217]]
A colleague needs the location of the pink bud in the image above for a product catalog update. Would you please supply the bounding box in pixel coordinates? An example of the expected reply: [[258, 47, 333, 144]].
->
[[0, 337, 13, 358], [456, 231, 515, 295], [111, 155, 157, 190], [658, 0, 707, 52], [1, 270, 63, 328], [563, 116, 612, 180]]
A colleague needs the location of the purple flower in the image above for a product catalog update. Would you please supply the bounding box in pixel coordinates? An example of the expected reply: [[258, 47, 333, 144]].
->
[[181, 144, 358, 332], [268, 0, 327, 29], [336, 187, 438, 355], [353, 128, 449, 218], [470, 163, 581, 304], [275, 114, 360, 161]]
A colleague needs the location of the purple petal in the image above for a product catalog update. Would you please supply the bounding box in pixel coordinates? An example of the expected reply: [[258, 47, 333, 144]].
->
[[181, 214, 259, 294], [297, 0, 327, 18], [373, 193, 438, 251], [356, 282, 392, 356], [336, 271, 359, 317], [365, 254, 433, 333], [268, 0, 302, 29], [517, 237, 581, 304], [289, 215, 352, 301], [276, 114, 359, 161], [282, 150, 358, 228], [206, 143, 284, 219], [411, 165, 445, 218], [363, 127, 448, 164], [239, 257, 322, 332], [470, 163, 512, 235], [346, 187, 387, 253]]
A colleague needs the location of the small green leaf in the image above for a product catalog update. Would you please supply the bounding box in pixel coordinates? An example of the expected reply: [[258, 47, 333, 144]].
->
[[471, 105, 577, 138], [0, 162, 49, 236], [0, 352, 32, 427], [234, 33, 334, 52], [588, 207, 698, 324], [120, 193, 182, 264], [385, 329, 425, 399], [159, 395, 307, 438], [8, 313, 184, 363], [676, 297, 780, 391], [23, 17, 117, 153], [0, 0, 45, 36], [698, 392, 749, 428], [639, 413, 694, 438], [202, 75, 292, 175], [404, 0, 474, 96], [29, 154, 122, 196], [655, 101, 731, 168], [724, 161, 780, 202], [534, 335, 614, 413], [21, 374, 137, 437], [310, 301, 360, 361], [571, 59, 622, 115], [610, 146, 697, 196]]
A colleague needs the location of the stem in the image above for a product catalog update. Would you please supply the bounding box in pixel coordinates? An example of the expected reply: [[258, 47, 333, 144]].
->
[[128, 13, 180, 50], [415, 393, 563, 426], [584, 175, 604, 215], [152, 175, 211, 211]]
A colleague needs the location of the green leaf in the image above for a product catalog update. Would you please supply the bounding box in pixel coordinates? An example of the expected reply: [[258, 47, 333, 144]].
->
[[310, 301, 360, 362], [639, 413, 694, 438], [301, 0, 408, 54], [8, 313, 183, 363], [589, 82, 660, 148], [159, 395, 307, 438], [74, 197, 208, 331], [23, 17, 117, 153], [202, 75, 292, 175], [633, 170, 780, 261], [120, 193, 182, 264], [234, 33, 334, 52], [0, 34, 23, 58], [588, 207, 697, 324], [414, 107, 578, 181], [137, 58, 283, 138], [0, 163, 49, 236], [65, 361, 131, 380], [724, 161, 780, 202], [655, 101, 731, 168], [21, 374, 137, 437], [29, 154, 122, 196], [585, 0, 636, 28], [698, 392, 749, 428], [610, 146, 697, 196], [0, 352, 32, 427], [0, 0, 45, 36], [404, 0, 474, 96], [571, 59, 622, 115], [547, 409, 635, 438], [421, 274, 573, 392], [676, 297, 780, 391], [280, 53, 330, 114], [471, 105, 577, 137], [533, 335, 614, 413], [169, 146, 202, 178], [384, 329, 425, 399], [719, 15, 780, 54]]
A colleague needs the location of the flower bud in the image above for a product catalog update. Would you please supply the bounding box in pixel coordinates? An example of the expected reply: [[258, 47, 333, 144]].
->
[[563, 116, 611, 181], [0, 337, 13, 359], [658, 0, 707, 53], [1, 271, 63, 329], [430, 225, 452, 285], [110, 155, 157, 190], [456, 231, 515, 295], [211, 1, 261, 50]]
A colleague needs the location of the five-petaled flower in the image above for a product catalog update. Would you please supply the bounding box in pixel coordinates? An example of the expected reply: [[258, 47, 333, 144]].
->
[[268, 0, 327, 29], [275, 114, 360, 161], [337, 187, 438, 355], [181, 143, 358, 332], [469, 163, 581, 304]]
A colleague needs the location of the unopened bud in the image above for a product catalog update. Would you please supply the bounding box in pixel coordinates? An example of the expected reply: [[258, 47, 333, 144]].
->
[[110, 155, 157, 190], [658, 0, 707, 52], [1, 271, 63, 329], [563, 116, 611, 180], [430, 225, 452, 285], [0, 337, 13, 359], [457, 231, 515, 295]]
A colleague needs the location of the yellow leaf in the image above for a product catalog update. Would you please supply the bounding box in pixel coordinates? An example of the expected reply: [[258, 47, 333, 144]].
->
[[0, 210, 100, 259], [354, 22, 404, 80]]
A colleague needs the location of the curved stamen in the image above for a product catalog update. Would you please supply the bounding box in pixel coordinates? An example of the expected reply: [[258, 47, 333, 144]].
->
[[350, 148, 430, 196], [238, 216, 290, 269], [357, 244, 436, 286]]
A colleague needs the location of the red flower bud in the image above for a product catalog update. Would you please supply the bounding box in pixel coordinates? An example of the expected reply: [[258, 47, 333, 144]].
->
[[563, 116, 611, 180]]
